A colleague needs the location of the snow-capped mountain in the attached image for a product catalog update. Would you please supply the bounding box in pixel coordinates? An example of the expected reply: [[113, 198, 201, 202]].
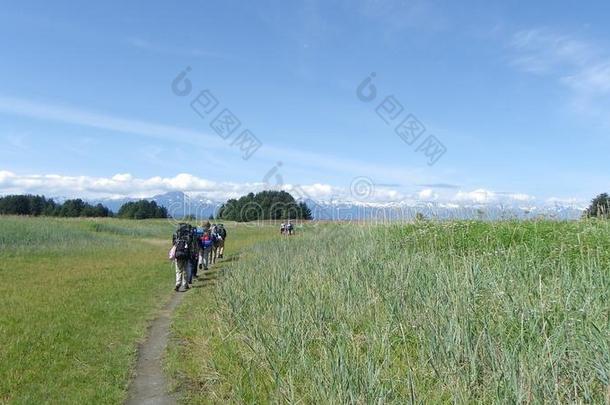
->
[[298, 198, 585, 221], [84, 191, 585, 221]]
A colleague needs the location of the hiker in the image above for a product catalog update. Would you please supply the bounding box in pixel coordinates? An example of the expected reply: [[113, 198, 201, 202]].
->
[[287, 220, 294, 235], [198, 229, 214, 270], [192, 226, 205, 279], [210, 225, 222, 264], [280, 222, 285, 235], [171, 223, 192, 292], [187, 239, 198, 284], [217, 224, 227, 258]]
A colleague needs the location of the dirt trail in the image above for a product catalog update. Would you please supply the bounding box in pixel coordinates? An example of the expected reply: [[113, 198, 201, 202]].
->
[[125, 290, 184, 405]]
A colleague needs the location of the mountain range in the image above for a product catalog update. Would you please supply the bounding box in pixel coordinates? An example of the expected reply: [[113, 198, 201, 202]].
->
[[82, 191, 585, 221]]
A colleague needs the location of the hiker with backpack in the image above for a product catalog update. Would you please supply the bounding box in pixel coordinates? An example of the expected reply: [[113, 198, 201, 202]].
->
[[287, 220, 294, 235], [217, 224, 227, 258], [198, 229, 214, 270], [187, 240, 199, 284], [170, 223, 193, 292], [210, 225, 223, 264], [190, 226, 205, 281]]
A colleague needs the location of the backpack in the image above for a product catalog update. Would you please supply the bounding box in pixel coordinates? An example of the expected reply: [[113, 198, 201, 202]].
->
[[174, 238, 190, 260], [218, 225, 227, 239], [194, 226, 204, 238], [201, 232, 214, 248], [173, 223, 193, 260], [173, 223, 193, 244]]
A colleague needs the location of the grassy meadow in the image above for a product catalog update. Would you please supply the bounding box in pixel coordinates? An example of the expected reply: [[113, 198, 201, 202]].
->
[[0, 217, 177, 404], [168, 220, 610, 403], [1, 217, 609, 404]]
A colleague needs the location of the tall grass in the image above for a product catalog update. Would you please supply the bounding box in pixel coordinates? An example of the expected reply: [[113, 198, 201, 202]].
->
[[170, 220, 610, 403], [0, 216, 173, 253]]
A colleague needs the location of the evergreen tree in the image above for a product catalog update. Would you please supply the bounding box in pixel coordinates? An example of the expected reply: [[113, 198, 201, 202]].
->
[[117, 200, 168, 219], [218, 190, 313, 222], [584, 193, 610, 219], [0, 195, 111, 217], [60, 199, 86, 217], [299, 202, 313, 220]]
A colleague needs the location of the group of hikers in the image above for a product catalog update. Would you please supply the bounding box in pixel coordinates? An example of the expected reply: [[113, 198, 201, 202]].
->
[[169, 221, 226, 292], [169, 220, 297, 291], [280, 220, 295, 235]]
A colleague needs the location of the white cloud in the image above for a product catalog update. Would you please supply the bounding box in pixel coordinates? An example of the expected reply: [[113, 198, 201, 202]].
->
[[417, 188, 437, 200], [112, 173, 133, 182], [376, 188, 402, 201], [0, 171, 225, 199], [0, 171, 582, 210], [297, 183, 334, 198], [453, 189, 536, 205], [0, 171, 368, 202], [454, 188, 497, 204]]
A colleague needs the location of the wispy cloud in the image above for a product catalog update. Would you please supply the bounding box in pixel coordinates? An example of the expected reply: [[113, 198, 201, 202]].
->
[[3, 132, 29, 150], [510, 28, 596, 74], [0, 95, 227, 148], [0, 95, 433, 186], [126, 37, 224, 58], [509, 28, 610, 123], [563, 61, 610, 95]]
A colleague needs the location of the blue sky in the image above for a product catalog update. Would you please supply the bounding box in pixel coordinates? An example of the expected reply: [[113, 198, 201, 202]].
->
[[1, 0, 609, 206]]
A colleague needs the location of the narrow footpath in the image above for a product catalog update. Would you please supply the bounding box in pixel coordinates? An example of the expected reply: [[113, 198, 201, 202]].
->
[[124, 290, 184, 405]]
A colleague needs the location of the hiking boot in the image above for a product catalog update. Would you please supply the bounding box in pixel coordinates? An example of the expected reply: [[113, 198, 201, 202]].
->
[[199, 264, 203, 270], [204, 267, 208, 271], [175, 285, 180, 292]]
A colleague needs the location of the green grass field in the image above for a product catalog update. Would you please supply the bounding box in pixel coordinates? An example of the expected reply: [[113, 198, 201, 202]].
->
[[1, 218, 609, 403], [168, 220, 610, 403], [0, 217, 177, 404]]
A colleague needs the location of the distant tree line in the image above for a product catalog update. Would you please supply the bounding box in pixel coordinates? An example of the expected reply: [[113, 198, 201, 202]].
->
[[0, 195, 111, 217], [218, 190, 312, 222], [0, 194, 169, 219], [117, 200, 168, 219]]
